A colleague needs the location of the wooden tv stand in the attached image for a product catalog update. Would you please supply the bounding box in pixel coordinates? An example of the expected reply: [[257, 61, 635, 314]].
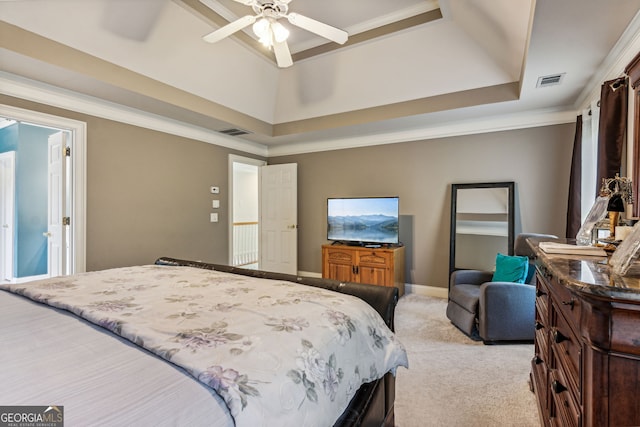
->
[[529, 238, 640, 426], [322, 244, 405, 296]]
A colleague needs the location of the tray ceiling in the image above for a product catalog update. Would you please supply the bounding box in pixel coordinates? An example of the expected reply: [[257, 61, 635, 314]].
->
[[1, 0, 639, 154]]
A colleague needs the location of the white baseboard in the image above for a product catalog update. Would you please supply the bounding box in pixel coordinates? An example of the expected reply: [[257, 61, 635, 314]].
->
[[298, 271, 322, 278], [405, 283, 448, 299], [11, 274, 49, 284], [297, 271, 448, 300]]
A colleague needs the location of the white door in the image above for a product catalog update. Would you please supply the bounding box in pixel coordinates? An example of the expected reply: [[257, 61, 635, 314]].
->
[[0, 151, 15, 282], [46, 132, 66, 278], [259, 163, 297, 275]]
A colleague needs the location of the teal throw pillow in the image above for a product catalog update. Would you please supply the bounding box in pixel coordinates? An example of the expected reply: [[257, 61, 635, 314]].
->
[[492, 253, 529, 284]]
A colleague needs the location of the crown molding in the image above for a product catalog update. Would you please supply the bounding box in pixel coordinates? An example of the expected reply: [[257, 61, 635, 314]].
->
[[1, 71, 578, 159], [266, 108, 578, 157], [0, 72, 269, 157]]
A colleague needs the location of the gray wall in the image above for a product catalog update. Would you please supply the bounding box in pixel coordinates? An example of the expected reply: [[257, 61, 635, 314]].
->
[[1, 95, 265, 272], [270, 123, 575, 289], [2, 95, 575, 288]]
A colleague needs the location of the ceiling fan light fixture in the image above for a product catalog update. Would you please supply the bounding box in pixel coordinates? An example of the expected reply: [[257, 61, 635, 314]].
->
[[252, 17, 270, 39], [202, 0, 348, 68], [271, 21, 289, 43], [253, 17, 289, 47]]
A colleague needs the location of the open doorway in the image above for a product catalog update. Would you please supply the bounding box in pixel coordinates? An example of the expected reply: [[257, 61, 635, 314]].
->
[[228, 155, 298, 275], [229, 155, 265, 268], [0, 105, 86, 282]]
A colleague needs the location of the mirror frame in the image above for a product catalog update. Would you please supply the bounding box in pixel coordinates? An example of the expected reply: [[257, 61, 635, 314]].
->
[[449, 181, 515, 277]]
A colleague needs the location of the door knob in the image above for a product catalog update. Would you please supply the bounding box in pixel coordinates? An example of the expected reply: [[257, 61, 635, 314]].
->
[[43, 232, 52, 237], [287, 224, 297, 229], [2, 224, 8, 228]]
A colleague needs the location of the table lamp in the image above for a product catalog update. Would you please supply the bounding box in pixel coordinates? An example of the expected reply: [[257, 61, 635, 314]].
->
[[607, 193, 625, 238]]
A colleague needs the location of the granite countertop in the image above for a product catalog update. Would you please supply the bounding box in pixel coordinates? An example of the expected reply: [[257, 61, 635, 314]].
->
[[528, 237, 640, 303]]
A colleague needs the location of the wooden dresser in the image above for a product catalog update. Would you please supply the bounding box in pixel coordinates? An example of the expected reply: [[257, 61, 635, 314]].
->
[[322, 244, 405, 296], [529, 239, 640, 427]]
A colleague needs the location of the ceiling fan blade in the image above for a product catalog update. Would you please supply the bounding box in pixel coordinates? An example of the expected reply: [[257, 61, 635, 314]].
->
[[229, 0, 254, 5], [287, 13, 348, 45], [203, 15, 257, 43], [273, 39, 293, 68]]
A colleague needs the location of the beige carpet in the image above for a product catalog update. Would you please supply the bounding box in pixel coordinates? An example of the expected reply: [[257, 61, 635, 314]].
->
[[393, 294, 540, 427]]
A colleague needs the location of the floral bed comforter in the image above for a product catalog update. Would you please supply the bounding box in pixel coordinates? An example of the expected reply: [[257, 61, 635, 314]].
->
[[1, 265, 408, 427]]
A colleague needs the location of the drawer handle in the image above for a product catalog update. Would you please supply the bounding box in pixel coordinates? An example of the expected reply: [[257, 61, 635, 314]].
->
[[552, 380, 567, 394], [536, 289, 547, 297], [535, 321, 544, 330], [553, 330, 568, 344], [534, 355, 543, 365], [562, 299, 575, 310]]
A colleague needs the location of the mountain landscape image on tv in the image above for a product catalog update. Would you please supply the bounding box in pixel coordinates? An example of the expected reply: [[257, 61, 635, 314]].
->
[[327, 197, 399, 244]]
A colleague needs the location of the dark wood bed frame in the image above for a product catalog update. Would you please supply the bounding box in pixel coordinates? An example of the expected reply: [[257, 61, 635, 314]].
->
[[155, 257, 400, 427]]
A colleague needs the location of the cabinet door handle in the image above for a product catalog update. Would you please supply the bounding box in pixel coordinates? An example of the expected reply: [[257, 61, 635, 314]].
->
[[534, 355, 543, 365], [552, 380, 567, 394], [553, 329, 568, 344], [562, 299, 575, 310], [535, 321, 544, 330], [536, 289, 547, 297]]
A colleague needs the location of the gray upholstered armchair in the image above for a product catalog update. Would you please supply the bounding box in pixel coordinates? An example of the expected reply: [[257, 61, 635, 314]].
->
[[446, 233, 557, 343]]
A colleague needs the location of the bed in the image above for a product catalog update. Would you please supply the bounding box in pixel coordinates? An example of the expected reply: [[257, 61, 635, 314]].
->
[[0, 257, 408, 426]]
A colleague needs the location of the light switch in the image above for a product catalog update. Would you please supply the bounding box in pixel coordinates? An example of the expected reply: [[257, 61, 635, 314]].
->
[[210, 213, 218, 222], [212, 200, 220, 208]]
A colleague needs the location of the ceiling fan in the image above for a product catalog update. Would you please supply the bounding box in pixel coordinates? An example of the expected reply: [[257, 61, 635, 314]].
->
[[202, 0, 348, 68]]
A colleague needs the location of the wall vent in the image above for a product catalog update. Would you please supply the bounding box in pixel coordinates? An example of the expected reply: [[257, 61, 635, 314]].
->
[[218, 128, 251, 136], [536, 73, 565, 88]]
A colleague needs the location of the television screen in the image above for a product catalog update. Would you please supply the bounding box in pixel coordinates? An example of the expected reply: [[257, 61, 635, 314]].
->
[[327, 197, 399, 245]]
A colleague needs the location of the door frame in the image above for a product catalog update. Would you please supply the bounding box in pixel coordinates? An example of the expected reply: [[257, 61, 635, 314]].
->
[[228, 154, 266, 266], [0, 151, 15, 282], [0, 104, 87, 276]]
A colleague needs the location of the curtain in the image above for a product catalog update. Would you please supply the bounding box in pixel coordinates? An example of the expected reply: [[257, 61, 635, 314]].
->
[[625, 52, 640, 217], [566, 115, 582, 238], [596, 76, 628, 194]]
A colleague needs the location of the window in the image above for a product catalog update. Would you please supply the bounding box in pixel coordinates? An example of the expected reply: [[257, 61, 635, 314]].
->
[[624, 52, 640, 217]]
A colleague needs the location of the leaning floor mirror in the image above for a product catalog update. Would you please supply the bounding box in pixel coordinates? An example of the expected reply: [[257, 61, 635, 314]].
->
[[449, 182, 515, 276]]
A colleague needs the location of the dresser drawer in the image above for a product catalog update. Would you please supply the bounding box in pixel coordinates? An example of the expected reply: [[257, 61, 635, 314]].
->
[[550, 309, 581, 395], [358, 251, 392, 266], [550, 277, 581, 332], [326, 249, 356, 264], [536, 297, 549, 327], [531, 354, 548, 417], [536, 298, 548, 330], [535, 328, 549, 362], [549, 367, 580, 427]]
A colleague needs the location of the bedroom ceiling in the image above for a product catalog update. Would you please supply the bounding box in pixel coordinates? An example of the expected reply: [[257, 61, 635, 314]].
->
[[1, 0, 640, 155]]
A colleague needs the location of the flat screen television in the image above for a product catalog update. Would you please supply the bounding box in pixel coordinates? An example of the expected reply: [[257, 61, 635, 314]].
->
[[327, 196, 400, 245]]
